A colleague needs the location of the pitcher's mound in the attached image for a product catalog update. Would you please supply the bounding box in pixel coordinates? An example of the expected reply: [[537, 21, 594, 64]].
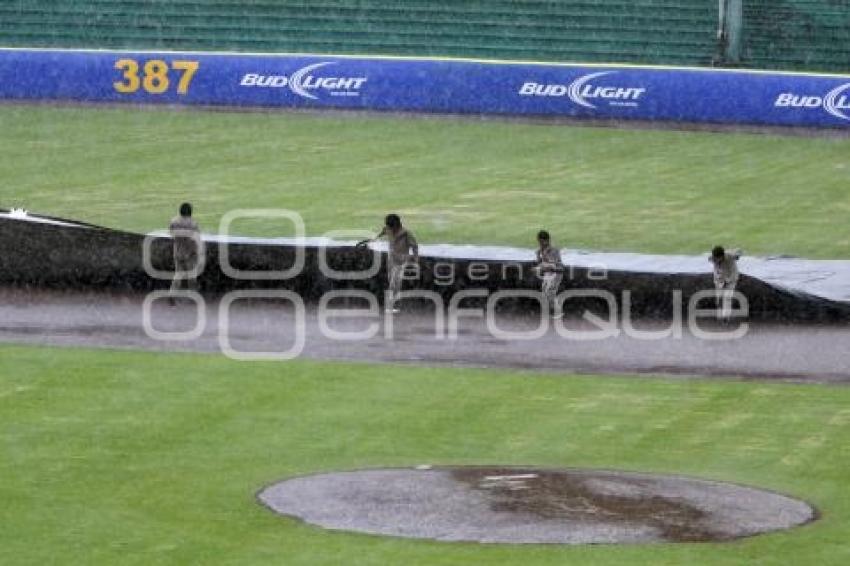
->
[[257, 466, 815, 544]]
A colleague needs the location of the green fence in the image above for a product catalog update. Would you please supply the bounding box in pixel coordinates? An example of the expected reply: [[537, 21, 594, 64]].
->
[[0, 1, 847, 72], [742, 0, 850, 73]]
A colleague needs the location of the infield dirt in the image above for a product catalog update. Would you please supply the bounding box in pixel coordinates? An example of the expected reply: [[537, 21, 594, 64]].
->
[[0, 287, 847, 383]]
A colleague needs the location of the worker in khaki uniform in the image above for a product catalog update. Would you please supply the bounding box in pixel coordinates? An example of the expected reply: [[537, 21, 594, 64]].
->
[[534, 230, 564, 319], [709, 245, 741, 322], [358, 214, 419, 313], [169, 202, 202, 301]]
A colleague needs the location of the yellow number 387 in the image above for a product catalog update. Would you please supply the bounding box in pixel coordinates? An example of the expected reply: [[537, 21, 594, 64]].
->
[[113, 59, 199, 95]]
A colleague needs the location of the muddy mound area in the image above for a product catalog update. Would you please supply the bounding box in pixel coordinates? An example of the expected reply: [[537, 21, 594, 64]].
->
[[257, 466, 816, 544]]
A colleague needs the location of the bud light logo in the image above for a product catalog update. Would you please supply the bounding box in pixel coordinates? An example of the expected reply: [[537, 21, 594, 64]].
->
[[240, 62, 367, 100], [774, 82, 850, 121], [519, 72, 646, 108]]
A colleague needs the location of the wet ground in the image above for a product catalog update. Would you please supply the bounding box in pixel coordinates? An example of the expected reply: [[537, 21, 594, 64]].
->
[[0, 287, 848, 383], [257, 466, 816, 544], [7, 100, 850, 139], [0, 288, 834, 545]]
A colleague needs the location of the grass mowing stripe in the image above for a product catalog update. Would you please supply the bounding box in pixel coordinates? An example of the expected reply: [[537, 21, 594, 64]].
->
[[1, 344, 849, 564]]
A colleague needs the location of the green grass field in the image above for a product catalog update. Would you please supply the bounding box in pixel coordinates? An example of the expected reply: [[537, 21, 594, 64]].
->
[[1, 105, 848, 258], [2, 344, 850, 565], [2, 103, 849, 564]]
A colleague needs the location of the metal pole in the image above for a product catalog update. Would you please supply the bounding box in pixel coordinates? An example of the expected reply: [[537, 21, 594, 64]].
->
[[726, 0, 743, 64]]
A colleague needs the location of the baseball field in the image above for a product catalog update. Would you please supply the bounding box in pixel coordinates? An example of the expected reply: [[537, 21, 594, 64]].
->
[[1, 103, 849, 564], [2, 344, 850, 565], [1, 105, 848, 257]]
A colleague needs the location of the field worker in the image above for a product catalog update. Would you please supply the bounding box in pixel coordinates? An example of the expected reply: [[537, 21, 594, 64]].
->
[[709, 245, 741, 322], [168, 202, 202, 302], [534, 230, 564, 319], [358, 213, 419, 314]]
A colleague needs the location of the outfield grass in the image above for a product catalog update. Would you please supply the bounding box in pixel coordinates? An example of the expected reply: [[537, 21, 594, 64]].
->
[[1, 105, 848, 258], [1, 344, 849, 565]]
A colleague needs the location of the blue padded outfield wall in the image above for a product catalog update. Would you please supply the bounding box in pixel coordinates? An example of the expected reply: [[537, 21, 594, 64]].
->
[[1, 48, 849, 128]]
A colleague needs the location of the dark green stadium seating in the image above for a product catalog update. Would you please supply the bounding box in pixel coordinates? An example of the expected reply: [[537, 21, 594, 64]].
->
[[0, 1, 846, 72], [0, 0, 717, 66]]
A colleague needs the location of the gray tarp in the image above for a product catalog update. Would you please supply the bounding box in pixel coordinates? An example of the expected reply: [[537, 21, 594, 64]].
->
[[201, 235, 850, 306], [1, 210, 848, 319]]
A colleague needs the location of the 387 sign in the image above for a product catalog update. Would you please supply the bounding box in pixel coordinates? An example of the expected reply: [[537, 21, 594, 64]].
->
[[113, 58, 199, 95]]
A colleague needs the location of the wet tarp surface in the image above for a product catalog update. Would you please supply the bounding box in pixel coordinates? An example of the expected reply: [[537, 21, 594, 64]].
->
[[1, 211, 847, 320]]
